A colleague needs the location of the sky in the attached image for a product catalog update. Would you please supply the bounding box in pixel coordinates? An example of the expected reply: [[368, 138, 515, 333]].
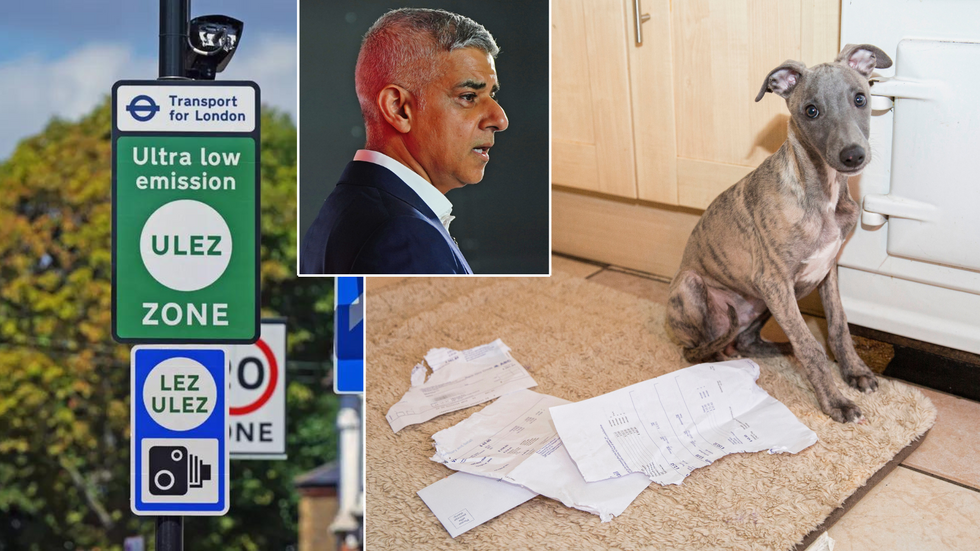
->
[[0, 0, 297, 161]]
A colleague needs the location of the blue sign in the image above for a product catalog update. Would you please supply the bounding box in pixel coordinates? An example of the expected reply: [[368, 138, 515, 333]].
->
[[131, 347, 229, 515], [334, 277, 364, 394]]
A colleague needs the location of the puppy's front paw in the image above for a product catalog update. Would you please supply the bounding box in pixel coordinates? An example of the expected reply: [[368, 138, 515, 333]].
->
[[845, 372, 878, 394], [825, 398, 865, 423]]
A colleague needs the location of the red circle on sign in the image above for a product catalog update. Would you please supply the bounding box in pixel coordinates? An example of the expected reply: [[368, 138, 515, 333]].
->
[[230, 338, 278, 416]]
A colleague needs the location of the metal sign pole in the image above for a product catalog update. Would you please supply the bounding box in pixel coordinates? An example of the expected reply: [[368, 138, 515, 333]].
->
[[156, 516, 183, 550], [159, 0, 189, 79], [129, 0, 248, 544], [157, 1, 188, 549]]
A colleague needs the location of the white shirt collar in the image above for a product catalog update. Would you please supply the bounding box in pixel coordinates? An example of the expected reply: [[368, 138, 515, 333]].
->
[[353, 149, 455, 231]]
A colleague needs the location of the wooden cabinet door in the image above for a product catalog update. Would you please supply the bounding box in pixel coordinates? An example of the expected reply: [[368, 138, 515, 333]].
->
[[552, 0, 637, 198], [668, 0, 840, 208], [628, 0, 678, 204], [553, 0, 839, 207]]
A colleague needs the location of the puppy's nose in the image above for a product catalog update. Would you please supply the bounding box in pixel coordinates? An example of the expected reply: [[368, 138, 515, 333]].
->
[[840, 145, 866, 168]]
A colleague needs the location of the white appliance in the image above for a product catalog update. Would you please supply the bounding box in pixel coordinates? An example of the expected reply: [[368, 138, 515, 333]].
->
[[838, 0, 980, 354]]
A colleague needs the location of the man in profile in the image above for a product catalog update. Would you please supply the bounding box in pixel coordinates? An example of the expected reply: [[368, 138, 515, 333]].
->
[[300, 8, 509, 274]]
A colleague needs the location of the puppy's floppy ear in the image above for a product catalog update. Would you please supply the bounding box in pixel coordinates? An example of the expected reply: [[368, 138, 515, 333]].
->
[[756, 60, 806, 102], [836, 44, 893, 78]]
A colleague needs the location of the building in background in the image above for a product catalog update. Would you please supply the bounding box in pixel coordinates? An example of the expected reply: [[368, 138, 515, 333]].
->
[[295, 462, 339, 551]]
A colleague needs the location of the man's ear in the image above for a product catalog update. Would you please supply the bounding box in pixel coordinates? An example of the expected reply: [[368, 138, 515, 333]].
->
[[836, 44, 893, 79], [755, 60, 807, 102], [376, 85, 414, 134]]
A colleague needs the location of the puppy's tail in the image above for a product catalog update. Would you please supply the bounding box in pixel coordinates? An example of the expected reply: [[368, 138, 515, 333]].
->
[[683, 304, 740, 363]]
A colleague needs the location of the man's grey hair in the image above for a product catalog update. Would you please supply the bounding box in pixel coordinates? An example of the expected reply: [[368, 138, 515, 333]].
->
[[355, 8, 499, 129]]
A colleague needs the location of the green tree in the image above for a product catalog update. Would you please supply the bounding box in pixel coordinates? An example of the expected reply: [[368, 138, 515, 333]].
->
[[0, 100, 336, 551]]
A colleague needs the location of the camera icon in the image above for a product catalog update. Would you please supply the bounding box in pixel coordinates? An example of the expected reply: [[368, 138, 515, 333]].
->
[[149, 445, 212, 496]]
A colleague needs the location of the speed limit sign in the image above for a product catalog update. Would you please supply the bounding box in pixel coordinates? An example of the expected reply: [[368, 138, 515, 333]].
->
[[228, 319, 286, 459]]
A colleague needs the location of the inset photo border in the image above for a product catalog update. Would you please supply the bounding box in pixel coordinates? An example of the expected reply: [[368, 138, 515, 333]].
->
[[297, 1, 550, 276]]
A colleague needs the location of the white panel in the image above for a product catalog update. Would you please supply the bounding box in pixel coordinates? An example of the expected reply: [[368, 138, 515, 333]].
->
[[117, 84, 256, 132], [841, 0, 980, 63], [839, 267, 980, 355], [884, 39, 980, 272]]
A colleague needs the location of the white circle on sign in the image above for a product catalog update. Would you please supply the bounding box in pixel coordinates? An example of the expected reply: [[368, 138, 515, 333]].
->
[[154, 470, 175, 491], [143, 357, 218, 431], [140, 199, 232, 291]]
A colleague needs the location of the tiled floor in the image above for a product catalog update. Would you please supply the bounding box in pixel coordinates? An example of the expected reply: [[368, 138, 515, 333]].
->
[[555, 254, 980, 551]]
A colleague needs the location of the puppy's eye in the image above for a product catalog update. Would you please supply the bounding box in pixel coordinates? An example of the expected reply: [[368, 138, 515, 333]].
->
[[855, 93, 867, 107], [805, 105, 819, 118]]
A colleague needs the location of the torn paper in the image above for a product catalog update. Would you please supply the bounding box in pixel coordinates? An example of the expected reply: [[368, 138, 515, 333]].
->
[[550, 359, 818, 486], [423, 339, 512, 372], [386, 339, 537, 433], [430, 389, 650, 521], [417, 472, 537, 538]]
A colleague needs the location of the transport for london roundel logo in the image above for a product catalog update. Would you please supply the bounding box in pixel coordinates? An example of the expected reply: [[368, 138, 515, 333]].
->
[[126, 95, 160, 122]]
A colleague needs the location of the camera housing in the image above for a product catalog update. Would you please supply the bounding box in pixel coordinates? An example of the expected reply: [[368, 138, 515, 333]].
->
[[185, 15, 244, 80]]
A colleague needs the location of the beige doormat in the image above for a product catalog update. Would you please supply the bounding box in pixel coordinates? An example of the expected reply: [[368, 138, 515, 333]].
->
[[365, 272, 936, 551]]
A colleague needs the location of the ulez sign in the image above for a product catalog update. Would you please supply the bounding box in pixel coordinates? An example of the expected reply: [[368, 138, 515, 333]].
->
[[131, 346, 229, 515], [112, 81, 260, 344]]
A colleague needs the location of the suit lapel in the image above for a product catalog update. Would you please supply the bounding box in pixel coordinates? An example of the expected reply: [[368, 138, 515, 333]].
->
[[341, 161, 473, 274], [340, 161, 437, 219]]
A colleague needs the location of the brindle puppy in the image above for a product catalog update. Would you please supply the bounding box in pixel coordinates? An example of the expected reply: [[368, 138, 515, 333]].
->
[[666, 44, 892, 423]]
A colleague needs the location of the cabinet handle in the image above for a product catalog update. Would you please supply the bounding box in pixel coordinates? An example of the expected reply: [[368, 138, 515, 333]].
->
[[634, 0, 652, 45]]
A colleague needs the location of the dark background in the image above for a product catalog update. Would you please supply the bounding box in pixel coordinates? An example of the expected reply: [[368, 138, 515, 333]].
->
[[299, 1, 550, 274]]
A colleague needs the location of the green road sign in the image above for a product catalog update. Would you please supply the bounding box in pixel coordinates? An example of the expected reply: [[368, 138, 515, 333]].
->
[[112, 81, 260, 343]]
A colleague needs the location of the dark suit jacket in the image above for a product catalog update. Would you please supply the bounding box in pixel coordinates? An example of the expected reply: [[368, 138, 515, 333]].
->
[[300, 161, 473, 274]]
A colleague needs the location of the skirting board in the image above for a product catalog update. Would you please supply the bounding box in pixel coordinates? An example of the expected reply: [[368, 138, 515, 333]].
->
[[552, 187, 701, 279]]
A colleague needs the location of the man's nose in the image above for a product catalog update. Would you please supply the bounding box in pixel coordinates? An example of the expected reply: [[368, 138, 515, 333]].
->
[[484, 100, 509, 132]]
